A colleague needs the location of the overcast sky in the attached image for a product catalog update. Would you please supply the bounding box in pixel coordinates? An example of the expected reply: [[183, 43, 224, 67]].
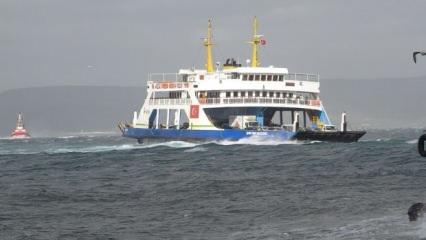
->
[[1, 0, 426, 92]]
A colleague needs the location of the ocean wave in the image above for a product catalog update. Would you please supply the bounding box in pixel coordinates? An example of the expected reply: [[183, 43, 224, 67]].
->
[[212, 135, 303, 146], [285, 215, 414, 239], [48, 141, 203, 154], [358, 138, 393, 143], [0, 140, 205, 155], [184, 146, 208, 153], [406, 139, 418, 144], [48, 144, 142, 154], [376, 138, 391, 142]]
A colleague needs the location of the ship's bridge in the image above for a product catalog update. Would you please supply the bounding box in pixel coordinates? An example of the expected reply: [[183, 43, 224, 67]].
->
[[187, 66, 320, 95]]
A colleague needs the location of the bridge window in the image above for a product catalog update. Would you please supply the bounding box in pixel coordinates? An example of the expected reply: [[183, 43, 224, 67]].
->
[[232, 73, 240, 79], [269, 92, 274, 97], [255, 74, 260, 81], [182, 75, 188, 82], [273, 75, 278, 81], [255, 91, 260, 97], [233, 91, 238, 97], [248, 91, 253, 97], [151, 91, 169, 99], [169, 91, 182, 99], [207, 91, 220, 98], [249, 74, 254, 81], [198, 91, 207, 98], [267, 75, 272, 81], [262, 91, 267, 97], [279, 75, 284, 81], [261, 75, 266, 81], [226, 92, 231, 98], [242, 74, 248, 81], [241, 91, 246, 97]]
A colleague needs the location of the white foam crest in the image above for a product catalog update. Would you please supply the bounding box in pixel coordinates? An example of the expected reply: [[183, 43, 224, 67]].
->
[[376, 138, 391, 142], [213, 135, 303, 146], [184, 146, 208, 153], [56, 135, 81, 139], [406, 139, 418, 144], [47, 144, 142, 154], [46, 141, 202, 154], [146, 141, 200, 149], [0, 140, 205, 155]]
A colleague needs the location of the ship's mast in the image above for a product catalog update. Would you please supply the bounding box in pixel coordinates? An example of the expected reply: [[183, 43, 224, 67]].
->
[[250, 17, 262, 68], [204, 19, 214, 73], [16, 113, 24, 129]]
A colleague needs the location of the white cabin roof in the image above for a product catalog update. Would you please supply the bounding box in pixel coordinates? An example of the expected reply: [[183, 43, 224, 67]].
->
[[178, 69, 198, 75], [224, 67, 288, 74], [178, 66, 288, 75]]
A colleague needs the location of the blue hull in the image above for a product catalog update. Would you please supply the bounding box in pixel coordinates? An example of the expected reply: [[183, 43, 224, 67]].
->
[[123, 127, 296, 141]]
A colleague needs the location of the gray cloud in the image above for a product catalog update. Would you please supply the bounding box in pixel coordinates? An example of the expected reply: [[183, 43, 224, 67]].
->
[[1, 0, 426, 92]]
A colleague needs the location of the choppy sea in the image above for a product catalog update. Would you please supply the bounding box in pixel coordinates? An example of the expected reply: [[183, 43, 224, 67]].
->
[[1, 129, 426, 239]]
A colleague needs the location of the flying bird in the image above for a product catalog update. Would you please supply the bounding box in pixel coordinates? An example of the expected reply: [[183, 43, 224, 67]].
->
[[413, 51, 426, 63]]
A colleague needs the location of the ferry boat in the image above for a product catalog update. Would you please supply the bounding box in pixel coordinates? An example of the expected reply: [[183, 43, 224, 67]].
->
[[119, 18, 366, 143], [10, 113, 30, 139]]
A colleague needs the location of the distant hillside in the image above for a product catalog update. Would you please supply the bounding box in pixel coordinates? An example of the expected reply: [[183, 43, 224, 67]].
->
[[1, 78, 425, 137], [0, 86, 144, 137], [320, 76, 426, 129]]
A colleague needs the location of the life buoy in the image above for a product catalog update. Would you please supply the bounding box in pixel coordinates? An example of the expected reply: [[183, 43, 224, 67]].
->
[[418, 134, 426, 157]]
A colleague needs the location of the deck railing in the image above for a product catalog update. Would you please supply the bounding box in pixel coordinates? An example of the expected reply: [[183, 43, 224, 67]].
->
[[150, 81, 191, 90], [285, 73, 319, 82], [148, 72, 319, 82], [149, 73, 182, 82], [148, 98, 192, 106]]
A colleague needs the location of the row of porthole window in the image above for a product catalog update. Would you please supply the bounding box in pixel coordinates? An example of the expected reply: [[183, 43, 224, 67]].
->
[[241, 74, 284, 81], [225, 91, 305, 99]]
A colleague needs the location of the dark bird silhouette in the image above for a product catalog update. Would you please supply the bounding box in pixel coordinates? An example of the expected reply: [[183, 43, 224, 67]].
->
[[408, 202, 425, 221], [413, 51, 426, 63]]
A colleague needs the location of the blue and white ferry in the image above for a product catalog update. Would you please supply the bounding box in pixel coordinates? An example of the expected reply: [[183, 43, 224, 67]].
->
[[119, 18, 365, 143]]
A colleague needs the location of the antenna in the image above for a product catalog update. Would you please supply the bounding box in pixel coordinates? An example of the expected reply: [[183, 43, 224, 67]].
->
[[215, 61, 220, 72], [249, 16, 264, 68]]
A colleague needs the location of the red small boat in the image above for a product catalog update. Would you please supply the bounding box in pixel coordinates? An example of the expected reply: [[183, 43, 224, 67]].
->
[[10, 113, 30, 139]]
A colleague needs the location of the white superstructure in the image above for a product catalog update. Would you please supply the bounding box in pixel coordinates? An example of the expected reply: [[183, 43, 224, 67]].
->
[[130, 18, 332, 132]]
